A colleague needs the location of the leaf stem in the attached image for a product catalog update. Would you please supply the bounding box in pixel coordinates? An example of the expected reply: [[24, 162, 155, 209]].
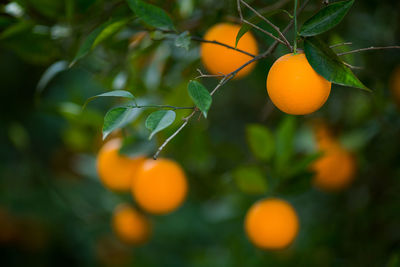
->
[[337, 46, 400, 56], [153, 110, 197, 159], [293, 0, 298, 54], [191, 36, 256, 58], [132, 105, 194, 110]]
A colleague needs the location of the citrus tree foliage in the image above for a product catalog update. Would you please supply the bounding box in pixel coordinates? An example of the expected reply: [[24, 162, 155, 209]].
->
[[0, 0, 399, 266]]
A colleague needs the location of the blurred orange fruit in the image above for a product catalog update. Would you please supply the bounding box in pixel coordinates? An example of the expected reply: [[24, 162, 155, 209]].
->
[[312, 142, 356, 191], [201, 23, 258, 78], [112, 204, 151, 245], [131, 158, 188, 214], [97, 139, 146, 192], [311, 123, 357, 191], [245, 198, 299, 250], [267, 52, 331, 115]]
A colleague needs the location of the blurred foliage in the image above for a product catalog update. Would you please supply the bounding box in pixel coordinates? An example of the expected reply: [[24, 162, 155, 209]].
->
[[0, 0, 400, 266]]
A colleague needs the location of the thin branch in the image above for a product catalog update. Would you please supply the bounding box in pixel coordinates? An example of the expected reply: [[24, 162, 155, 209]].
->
[[133, 105, 195, 110], [153, 110, 197, 159], [191, 36, 256, 57], [211, 76, 230, 95], [240, 0, 292, 50], [196, 69, 225, 79], [153, 0, 311, 159], [330, 42, 352, 48], [293, 0, 298, 53], [242, 18, 287, 46], [337, 46, 400, 56], [237, 0, 243, 20], [343, 62, 363, 70]]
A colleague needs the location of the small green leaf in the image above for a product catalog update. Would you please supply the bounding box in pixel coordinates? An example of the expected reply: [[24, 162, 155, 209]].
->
[[71, 18, 129, 66], [245, 124, 275, 161], [300, 0, 354, 37], [276, 116, 296, 173], [233, 166, 268, 195], [175, 31, 191, 50], [304, 36, 370, 91], [145, 110, 176, 139], [83, 90, 135, 110], [92, 18, 130, 47], [127, 0, 175, 31], [187, 80, 212, 118], [102, 107, 140, 139], [235, 9, 288, 48]]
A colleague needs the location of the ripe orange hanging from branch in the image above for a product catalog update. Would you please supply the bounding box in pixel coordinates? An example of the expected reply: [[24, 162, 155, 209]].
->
[[131, 158, 188, 215], [266, 52, 331, 115], [201, 23, 258, 78]]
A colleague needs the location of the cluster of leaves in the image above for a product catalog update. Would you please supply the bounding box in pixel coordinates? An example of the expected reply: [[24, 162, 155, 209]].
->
[[83, 79, 211, 141], [233, 118, 320, 196], [1, 0, 400, 266], [78, 0, 371, 150], [237, 0, 369, 90], [300, 0, 369, 91]]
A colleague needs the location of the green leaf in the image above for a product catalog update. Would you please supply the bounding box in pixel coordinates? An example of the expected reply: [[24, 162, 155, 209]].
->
[[92, 19, 130, 47], [187, 80, 212, 118], [235, 9, 288, 48], [102, 107, 141, 139], [127, 0, 175, 31], [175, 31, 191, 50], [245, 124, 275, 161], [304, 36, 370, 91], [300, 0, 354, 37], [145, 110, 176, 139], [276, 116, 296, 173], [83, 90, 135, 110], [71, 18, 129, 66], [233, 166, 268, 195]]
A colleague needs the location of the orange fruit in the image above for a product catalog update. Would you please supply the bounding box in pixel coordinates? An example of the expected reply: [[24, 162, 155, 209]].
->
[[112, 204, 151, 245], [201, 23, 258, 78], [131, 158, 188, 214], [97, 139, 146, 192], [266, 52, 331, 115], [312, 142, 356, 191], [245, 198, 299, 250], [390, 66, 400, 105]]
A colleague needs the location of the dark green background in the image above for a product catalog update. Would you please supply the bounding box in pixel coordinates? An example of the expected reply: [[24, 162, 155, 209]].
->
[[0, 0, 399, 266]]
